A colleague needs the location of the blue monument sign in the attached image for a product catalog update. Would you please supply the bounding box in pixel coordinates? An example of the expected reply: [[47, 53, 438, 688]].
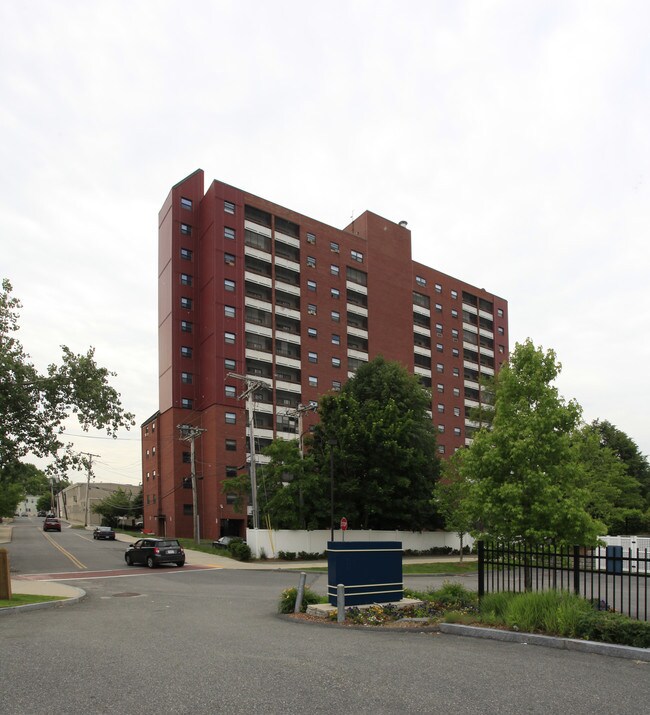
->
[[327, 541, 403, 606]]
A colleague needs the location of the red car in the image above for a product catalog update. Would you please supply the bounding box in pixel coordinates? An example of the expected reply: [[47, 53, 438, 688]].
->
[[43, 518, 61, 532]]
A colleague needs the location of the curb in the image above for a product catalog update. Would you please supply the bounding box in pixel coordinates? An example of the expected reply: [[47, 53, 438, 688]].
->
[[0, 586, 87, 616], [439, 623, 650, 662]]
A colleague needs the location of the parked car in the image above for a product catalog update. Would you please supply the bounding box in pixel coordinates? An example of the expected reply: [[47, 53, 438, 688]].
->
[[93, 526, 116, 540], [43, 517, 61, 532], [211, 535, 244, 549], [124, 538, 185, 568], [37, 510, 46, 517]]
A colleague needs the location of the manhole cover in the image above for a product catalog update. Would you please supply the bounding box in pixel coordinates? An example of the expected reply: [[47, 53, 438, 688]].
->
[[112, 592, 141, 598]]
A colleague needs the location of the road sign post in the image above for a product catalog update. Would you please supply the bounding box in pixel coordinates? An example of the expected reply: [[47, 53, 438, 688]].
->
[[340, 516, 347, 542]]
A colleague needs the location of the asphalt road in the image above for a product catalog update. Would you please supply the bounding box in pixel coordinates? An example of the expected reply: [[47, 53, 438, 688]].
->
[[2, 520, 649, 714]]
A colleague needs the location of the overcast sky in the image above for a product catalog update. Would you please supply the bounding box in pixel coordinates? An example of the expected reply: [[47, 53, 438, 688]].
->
[[2, 1, 648, 486]]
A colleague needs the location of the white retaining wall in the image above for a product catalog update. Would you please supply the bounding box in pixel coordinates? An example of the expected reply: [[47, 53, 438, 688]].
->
[[245, 528, 473, 559]]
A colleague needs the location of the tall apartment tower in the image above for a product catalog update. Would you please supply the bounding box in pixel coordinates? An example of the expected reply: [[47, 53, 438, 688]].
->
[[141, 170, 509, 539]]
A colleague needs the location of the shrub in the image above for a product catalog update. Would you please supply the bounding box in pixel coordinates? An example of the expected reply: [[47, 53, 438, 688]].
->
[[278, 551, 297, 561], [576, 611, 650, 648], [228, 540, 252, 561], [278, 586, 324, 614], [297, 551, 322, 560], [428, 582, 478, 610]]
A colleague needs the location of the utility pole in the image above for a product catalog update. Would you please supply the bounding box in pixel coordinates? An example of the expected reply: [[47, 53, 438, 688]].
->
[[227, 373, 270, 531], [286, 402, 318, 528], [81, 452, 100, 527], [178, 425, 206, 544]]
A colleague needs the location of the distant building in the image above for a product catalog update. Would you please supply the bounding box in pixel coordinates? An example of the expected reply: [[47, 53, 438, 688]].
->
[[15, 495, 39, 516], [56, 482, 140, 527], [143, 170, 509, 540]]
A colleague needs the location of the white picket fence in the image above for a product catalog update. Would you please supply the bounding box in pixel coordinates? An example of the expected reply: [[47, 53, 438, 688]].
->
[[245, 528, 472, 559]]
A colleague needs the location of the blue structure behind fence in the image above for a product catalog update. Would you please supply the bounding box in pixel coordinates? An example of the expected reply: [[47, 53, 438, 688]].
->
[[478, 540, 649, 622]]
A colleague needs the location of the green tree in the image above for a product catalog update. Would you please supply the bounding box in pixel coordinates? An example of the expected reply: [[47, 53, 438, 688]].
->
[[91, 487, 133, 528], [590, 420, 650, 508], [0, 482, 23, 518], [462, 340, 605, 548], [433, 451, 473, 561], [0, 279, 134, 478], [311, 356, 441, 531], [571, 423, 643, 532]]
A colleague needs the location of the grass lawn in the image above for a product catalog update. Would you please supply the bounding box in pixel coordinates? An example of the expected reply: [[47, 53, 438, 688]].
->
[[0, 594, 66, 609], [286, 561, 478, 575]]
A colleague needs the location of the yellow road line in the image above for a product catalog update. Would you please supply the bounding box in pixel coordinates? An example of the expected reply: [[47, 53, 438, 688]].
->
[[42, 531, 86, 570]]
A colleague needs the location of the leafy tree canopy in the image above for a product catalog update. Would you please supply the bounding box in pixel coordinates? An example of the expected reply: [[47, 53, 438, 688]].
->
[[433, 450, 473, 559], [461, 339, 605, 546], [311, 356, 441, 531], [0, 279, 134, 478], [91, 487, 139, 528]]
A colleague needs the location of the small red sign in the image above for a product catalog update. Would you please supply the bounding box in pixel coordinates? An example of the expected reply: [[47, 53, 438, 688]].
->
[[340, 517, 348, 531]]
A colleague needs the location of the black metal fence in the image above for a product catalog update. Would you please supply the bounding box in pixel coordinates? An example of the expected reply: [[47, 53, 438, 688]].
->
[[477, 540, 649, 622]]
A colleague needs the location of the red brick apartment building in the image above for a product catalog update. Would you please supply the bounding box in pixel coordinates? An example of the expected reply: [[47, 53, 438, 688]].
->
[[141, 169, 509, 539]]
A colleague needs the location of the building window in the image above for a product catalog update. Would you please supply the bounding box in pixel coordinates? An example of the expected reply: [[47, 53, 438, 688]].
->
[[308, 376, 318, 387], [438, 445, 446, 454], [225, 279, 236, 292], [183, 504, 193, 515], [307, 256, 316, 268], [435, 303, 442, 313], [181, 398, 193, 409], [307, 304, 317, 315], [438, 404, 445, 413], [436, 363, 444, 373], [499, 345, 505, 354], [225, 412, 236, 424], [498, 326, 505, 335], [498, 308, 504, 317], [330, 264, 339, 276], [181, 346, 192, 358], [346, 266, 367, 286], [332, 334, 340, 345], [306, 232, 316, 244], [416, 276, 426, 287], [180, 273, 192, 286], [225, 385, 236, 398], [180, 223, 192, 235], [181, 372, 193, 384], [307, 327, 317, 338], [453, 367, 460, 377], [225, 465, 238, 479], [454, 427, 462, 436], [182, 451, 191, 464], [225, 305, 236, 318], [225, 358, 236, 370], [332, 380, 341, 391], [437, 383, 444, 393], [181, 320, 192, 333], [435, 323, 443, 334], [331, 288, 340, 299], [330, 241, 339, 253], [225, 438, 236, 451], [451, 290, 458, 299], [181, 197, 192, 210], [224, 227, 236, 240], [453, 387, 460, 397], [436, 343, 443, 352], [452, 348, 459, 357], [224, 332, 236, 344], [180, 248, 192, 260], [308, 352, 318, 363], [331, 311, 340, 322], [332, 357, 341, 368], [224, 252, 235, 265], [454, 407, 461, 416], [307, 280, 317, 292], [438, 425, 445, 433], [435, 283, 442, 293], [451, 329, 459, 340], [224, 200, 235, 214], [451, 309, 458, 318], [351, 250, 363, 263], [181, 297, 192, 310]]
